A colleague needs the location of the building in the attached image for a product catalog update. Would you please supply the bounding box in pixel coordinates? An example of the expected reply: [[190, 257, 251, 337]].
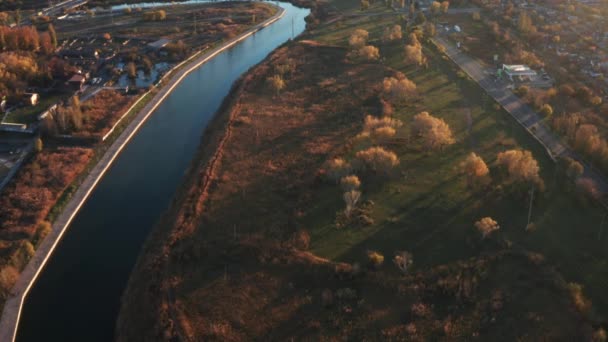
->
[[66, 74, 86, 91], [501, 64, 537, 81]]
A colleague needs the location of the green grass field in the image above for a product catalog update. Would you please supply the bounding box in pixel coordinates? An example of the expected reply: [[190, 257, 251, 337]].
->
[[307, 11, 608, 320]]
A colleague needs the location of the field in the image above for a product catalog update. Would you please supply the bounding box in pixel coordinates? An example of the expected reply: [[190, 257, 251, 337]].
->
[[118, 2, 608, 340]]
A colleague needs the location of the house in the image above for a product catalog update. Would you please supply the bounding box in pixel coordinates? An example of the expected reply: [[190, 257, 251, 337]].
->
[[22, 93, 39, 106], [501, 64, 537, 81], [67, 74, 86, 91]]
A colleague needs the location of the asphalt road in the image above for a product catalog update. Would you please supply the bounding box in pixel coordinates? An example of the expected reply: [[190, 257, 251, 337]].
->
[[434, 35, 608, 194]]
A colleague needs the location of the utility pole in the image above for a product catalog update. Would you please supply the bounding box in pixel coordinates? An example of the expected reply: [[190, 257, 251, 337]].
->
[[526, 186, 534, 230]]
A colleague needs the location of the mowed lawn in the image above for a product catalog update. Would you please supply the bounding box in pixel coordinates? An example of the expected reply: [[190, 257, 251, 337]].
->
[[306, 10, 608, 318]]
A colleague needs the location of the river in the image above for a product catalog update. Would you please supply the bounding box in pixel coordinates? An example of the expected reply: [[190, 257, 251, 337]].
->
[[16, 2, 308, 341]]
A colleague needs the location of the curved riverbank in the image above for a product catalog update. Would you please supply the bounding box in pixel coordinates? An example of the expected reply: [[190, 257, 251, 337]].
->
[[0, 6, 285, 341]]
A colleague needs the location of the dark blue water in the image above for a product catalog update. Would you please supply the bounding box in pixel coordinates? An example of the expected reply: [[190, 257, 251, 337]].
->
[[16, 3, 308, 341]]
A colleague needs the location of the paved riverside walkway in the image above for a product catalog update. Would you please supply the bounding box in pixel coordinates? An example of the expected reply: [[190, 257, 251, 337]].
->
[[433, 35, 608, 193], [0, 6, 285, 342]]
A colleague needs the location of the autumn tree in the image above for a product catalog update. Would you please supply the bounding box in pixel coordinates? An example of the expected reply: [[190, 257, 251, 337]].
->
[[382, 25, 402, 42], [475, 217, 500, 239], [461, 152, 490, 188], [411, 111, 455, 150], [440, 1, 449, 14], [430, 1, 441, 16], [348, 29, 369, 49], [357, 45, 380, 61], [356, 146, 400, 173], [404, 33, 424, 66], [496, 149, 542, 187], [325, 158, 351, 182], [360, 115, 403, 144], [360, 0, 370, 10], [382, 76, 417, 104], [518, 12, 535, 35], [341, 175, 361, 191]]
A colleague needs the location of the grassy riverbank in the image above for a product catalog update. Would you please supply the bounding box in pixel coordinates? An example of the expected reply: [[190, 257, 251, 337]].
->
[[118, 1, 608, 341]]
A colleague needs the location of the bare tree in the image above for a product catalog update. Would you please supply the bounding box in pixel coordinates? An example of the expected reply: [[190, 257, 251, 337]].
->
[[393, 251, 413, 273]]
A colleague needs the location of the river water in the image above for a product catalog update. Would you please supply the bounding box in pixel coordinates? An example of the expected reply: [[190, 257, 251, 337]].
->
[[17, 3, 308, 341]]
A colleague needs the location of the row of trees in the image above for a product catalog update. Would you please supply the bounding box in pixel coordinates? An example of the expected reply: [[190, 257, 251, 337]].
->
[[461, 150, 543, 191], [0, 24, 56, 52]]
